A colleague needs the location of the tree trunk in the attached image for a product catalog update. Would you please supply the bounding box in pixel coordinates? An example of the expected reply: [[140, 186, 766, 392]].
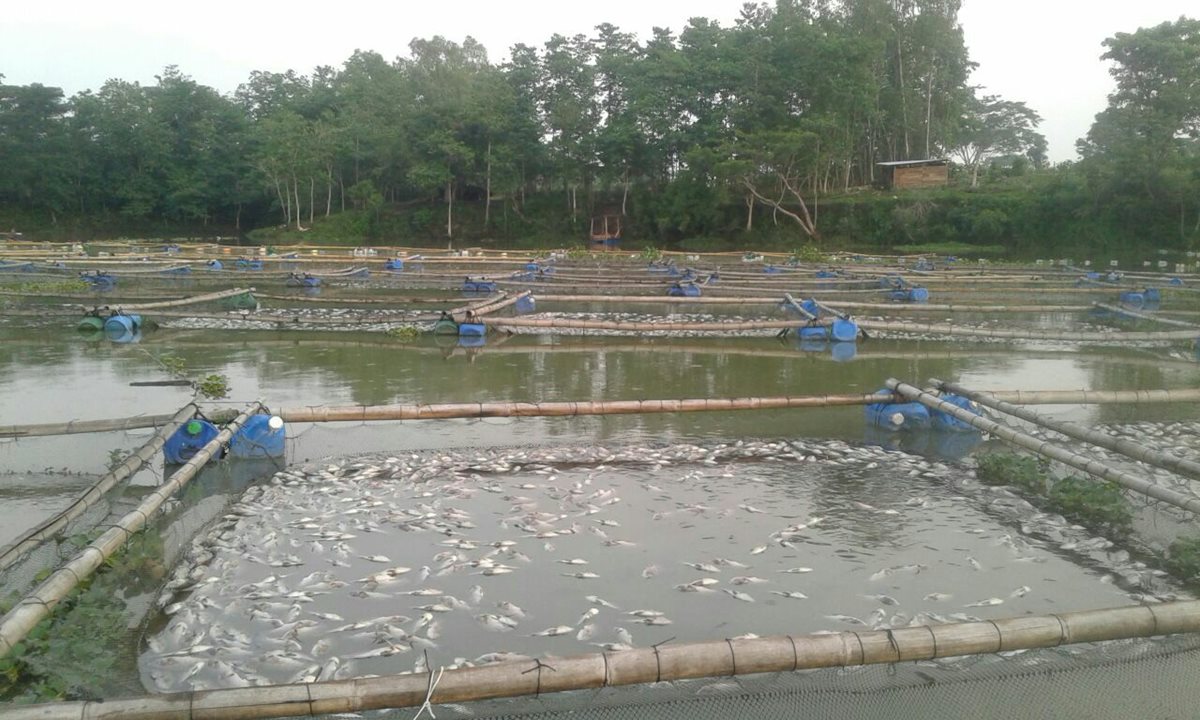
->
[[924, 56, 936, 158], [309, 176, 315, 226], [325, 165, 333, 217], [235, 203, 241, 231], [571, 185, 577, 224], [293, 175, 305, 231], [274, 177, 288, 225], [621, 167, 630, 216], [446, 179, 454, 241], [745, 194, 754, 232], [895, 27, 910, 158], [484, 140, 492, 228]]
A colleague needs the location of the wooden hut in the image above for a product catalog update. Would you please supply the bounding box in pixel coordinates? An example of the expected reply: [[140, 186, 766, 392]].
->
[[876, 159, 949, 190]]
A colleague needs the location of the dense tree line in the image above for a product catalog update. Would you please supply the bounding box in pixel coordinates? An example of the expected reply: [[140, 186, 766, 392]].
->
[[0, 2, 1195, 253]]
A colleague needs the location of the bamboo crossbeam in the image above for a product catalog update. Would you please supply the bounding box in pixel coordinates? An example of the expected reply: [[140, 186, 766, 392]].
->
[[2, 601, 1197, 720], [277, 394, 892, 422], [464, 290, 531, 319], [0, 403, 261, 662], [859, 320, 1199, 342], [1093, 303, 1200, 329], [81, 288, 256, 312], [0, 413, 180, 439], [934, 379, 1200, 482], [0, 403, 197, 572], [275, 387, 1200, 424], [486, 316, 809, 332], [886, 379, 1200, 514]]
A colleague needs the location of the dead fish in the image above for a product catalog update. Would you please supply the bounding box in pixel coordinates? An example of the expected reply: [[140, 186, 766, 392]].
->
[[562, 572, 600, 579], [825, 614, 867, 626], [738, 504, 766, 514], [360, 555, 391, 563], [731, 576, 768, 585], [557, 558, 589, 566], [865, 594, 899, 606], [1009, 586, 1031, 598], [964, 597, 1004, 608], [723, 589, 755, 602], [497, 601, 526, 618], [923, 593, 953, 602], [586, 596, 619, 609], [771, 591, 808, 600], [576, 623, 597, 642], [531, 625, 575, 637], [683, 562, 721, 573], [578, 608, 600, 625], [778, 567, 814, 574], [641, 565, 659, 579], [750, 546, 768, 555], [627, 610, 665, 618]]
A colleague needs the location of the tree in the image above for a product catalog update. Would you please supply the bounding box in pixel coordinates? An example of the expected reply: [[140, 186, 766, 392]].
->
[[951, 94, 1044, 187]]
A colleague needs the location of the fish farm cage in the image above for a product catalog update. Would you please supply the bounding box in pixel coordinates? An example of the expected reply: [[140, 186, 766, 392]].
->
[[2, 241, 1200, 719]]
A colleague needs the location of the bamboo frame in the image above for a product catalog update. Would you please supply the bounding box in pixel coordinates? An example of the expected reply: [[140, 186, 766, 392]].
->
[[860, 320, 1199, 342], [82, 288, 256, 312], [0, 403, 262, 661], [0, 403, 197, 572], [1093, 302, 1200, 329], [1, 601, 1197, 720], [933, 379, 1200, 482], [885, 379, 1200, 514], [486, 317, 808, 332]]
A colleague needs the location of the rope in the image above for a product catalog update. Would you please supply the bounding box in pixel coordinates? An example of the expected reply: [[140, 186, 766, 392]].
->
[[410, 653, 444, 720], [520, 658, 557, 698]]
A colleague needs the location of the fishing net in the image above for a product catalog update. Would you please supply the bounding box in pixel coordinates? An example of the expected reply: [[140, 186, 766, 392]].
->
[[349, 634, 1200, 720]]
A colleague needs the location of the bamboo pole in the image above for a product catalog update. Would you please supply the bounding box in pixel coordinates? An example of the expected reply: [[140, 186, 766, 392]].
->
[[2, 601, 1197, 720], [0, 403, 262, 661], [860, 320, 1199, 342], [1093, 302, 1200, 329], [463, 290, 531, 319], [0, 403, 198, 572], [932, 378, 1200, 482], [885, 379, 1200, 514], [82, 288, 256, 312], [486, 317, 810, 332], [277, 394, 895, 423]]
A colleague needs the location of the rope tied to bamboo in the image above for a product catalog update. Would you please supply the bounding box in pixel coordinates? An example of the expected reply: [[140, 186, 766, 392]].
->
[[411, 651, 445, 720], [521, 658, 558, 698]]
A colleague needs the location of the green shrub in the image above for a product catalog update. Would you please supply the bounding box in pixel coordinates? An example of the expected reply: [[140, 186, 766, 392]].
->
[[975, 453, 1047, 494], [386, 326, 420, 342], [1164, 536, 1200, 583], [1046, 476, 1133, 538]]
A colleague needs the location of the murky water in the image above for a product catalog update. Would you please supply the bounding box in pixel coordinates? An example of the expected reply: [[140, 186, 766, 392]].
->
[[139, 440, 1166, 692], [3, 278, 1200, 700]]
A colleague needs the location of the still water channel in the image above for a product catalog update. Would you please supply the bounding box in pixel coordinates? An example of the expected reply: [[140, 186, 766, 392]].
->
[[1, 316, 1199, 698]]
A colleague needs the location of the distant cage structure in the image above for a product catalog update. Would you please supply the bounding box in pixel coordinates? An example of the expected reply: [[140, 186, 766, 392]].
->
[[589, 214, 623, 251], [876, 159, 950, 190]]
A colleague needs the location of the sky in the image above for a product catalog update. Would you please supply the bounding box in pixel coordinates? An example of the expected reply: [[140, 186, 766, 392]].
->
[[2, 0, 1196, 162]]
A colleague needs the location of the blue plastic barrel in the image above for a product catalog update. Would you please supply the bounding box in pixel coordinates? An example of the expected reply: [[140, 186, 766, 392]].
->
[[1119, 291, 1145, 309], [800, 299, 821, 316], [830, 318, 858, 342], [1170, 277, 1183, 286], [164, 419, 221, 464], [764, 265, 781, 274], [103, 314, 141, 334], [909, 287, 929, 303], [865, 394, 931, 431], [798, 326, 829, 340], [525, 262, 539, 272], [515, 296, 536, 314], [931, 394, 982, 432], [458, 335, 486, 348], [228, 415, 286, 460], [104, 327, 141, 344], [1086, 272, 1102, 281], [667, 284, 701, 297], [1144, 288, 1161, 303], [815, 270, 837, 279], [458, 323, 487, 337], [207, 260, 223, 270], [162, 266, 191, 275], [830, 342, 857, 362]]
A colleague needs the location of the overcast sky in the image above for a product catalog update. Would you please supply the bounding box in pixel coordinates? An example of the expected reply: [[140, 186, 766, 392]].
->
[[2, 0, 1195, 162]]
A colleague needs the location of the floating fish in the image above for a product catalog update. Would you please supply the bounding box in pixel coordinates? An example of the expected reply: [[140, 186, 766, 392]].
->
[[531, 625, 575, 637], [770, 591, 808, 600]]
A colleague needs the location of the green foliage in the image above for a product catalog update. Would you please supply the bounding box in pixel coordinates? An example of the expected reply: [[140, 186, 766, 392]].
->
[[975, 453, 1048, 494], [196, 374, 230, 400], [1164, 536, 1200, 584], [790, 244, 827, 264], [1045, 477, 1134, 539], [105, 448, 129, 472], [157, 353, 187, 377], [0, 531, 166, 701], [385, 326, 420, 342], [0, 280, 89, 295], [638, 246, 664, 261]]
